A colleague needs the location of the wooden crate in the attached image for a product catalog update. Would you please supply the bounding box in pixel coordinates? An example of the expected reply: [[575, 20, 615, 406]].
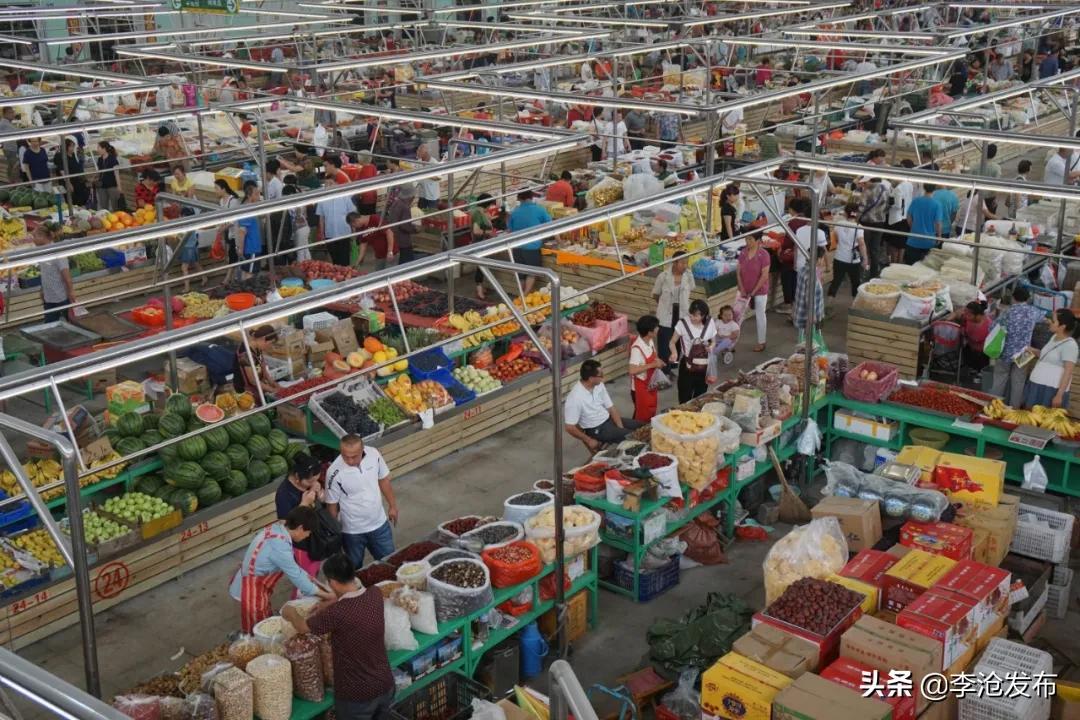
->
[[846, 310, 923, 380]]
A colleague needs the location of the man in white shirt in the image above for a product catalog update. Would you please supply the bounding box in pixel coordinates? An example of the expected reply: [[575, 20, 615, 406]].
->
[[1044, 147, 1080, 186], [414, 144, 440, 210], [564, 360, 642, 452], [316, 193, 356, 267], [325, 434, 399, 567], [719, 105, 744, 136], [264, 158, 284, 201], [604, 111, 629, 159]]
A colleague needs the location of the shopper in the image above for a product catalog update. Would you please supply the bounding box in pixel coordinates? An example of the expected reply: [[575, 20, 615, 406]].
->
[[564, 359, 643, 452], [670, 299, 716, 403], [545, 171, 576, 208], [905, 184, 943, 265], [470, 193, 497, 299], [350, 210, 390, 270], [737, 232, 770, 352], [264, 158, 285, 201], [720, 184, 739, 242], [713, 305, 740, 365], [20, 137, 50, 191], [176, 207, 205, 292], [828, 203, 869, 299], [354, 151, 378, 214], [603, 111, 629, 160], [316, 188, 356, 267], [282, 553, 395, 720], [629, 315, 664, 422], [229, 506, 332, 633], [0, 108, 17, 183], [956, 189, 996, 236], [657, 111, 682, 148], [236, 180, 263, 277], [384, 184, 419, 265], [283, 182, 313, 263], [414, 144, 440, 210], [53, 137, 88, 206], [808, 169, 835, 207], [653, 251, 694, 373], [276, 453, 325, 584], [859, 176, 891, 272], [886, 162, 915, 269], [1023, 308, 1079, 409], [34, 222, 76, 323], [507, 190, 551, 294], [1043, 147, 1080, 186], [167, 165, 196, 198], [790, 195, 827, 282], [135, 170, 162, 208], [952, 299, 992, 380], [932, 186, 959, 236], [982, 144, 1002, 179], [624, 108, 647, 149], [1008, 160, 1032, 217], [325, 434, 399, 568], [990, 286, 1046, 408], [323, 155, 350, 185], [234, 324, 281, 397], [214, 179, 242, 284]]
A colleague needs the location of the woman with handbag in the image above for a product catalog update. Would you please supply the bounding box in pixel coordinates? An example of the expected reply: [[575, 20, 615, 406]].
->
[[1022, 309, 1079, 409], [669, 299, 716, 403], [629, 315, 666, 422], [275, 454, 326, 591]]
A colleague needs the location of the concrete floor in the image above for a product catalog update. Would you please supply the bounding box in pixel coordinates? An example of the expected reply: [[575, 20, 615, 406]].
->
[[8, 291, 1080, 718]]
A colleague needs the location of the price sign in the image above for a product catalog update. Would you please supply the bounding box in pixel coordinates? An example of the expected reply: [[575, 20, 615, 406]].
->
[[9, 590, 50, 616], [180, 521, 210, 543], [93, 562, 130, 600], [463, 405, 483, 420], [170, 0, 238, 13]]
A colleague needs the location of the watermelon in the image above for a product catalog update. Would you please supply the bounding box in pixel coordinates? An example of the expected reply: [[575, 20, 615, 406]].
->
[[134, 474, 164, 495], [267, 429, 289, 455], [103, 427, 120, 444], [247, 459, 271, 488], [141, 430, 164, 448], [203, 427, 230, 453], [187, 416, 204, 433], [246, 435, 271, 461], [266, 455, 288, 479], [153, 485, 177, 502], [165, 394, 192, 418], [197, 480, 222, 508], [117, 412, 145, 438], [165, 461, 205, 490], [171, 489, 198, 516], [177, 435, 207, 462], [223, 471, 248, 497], [114, 436, 145, 457], [0, 189, 9, 203], [142, 413, 160, 430], [226, 445, 250, 470], [159, 442, 179, 464], [247, 413, 272, 437], [225, 419, 252, 444], [201, 451, 231, 480], [196, 403, 225, 423], [158, 413, 187, 439], [282, 442, 305, 466]]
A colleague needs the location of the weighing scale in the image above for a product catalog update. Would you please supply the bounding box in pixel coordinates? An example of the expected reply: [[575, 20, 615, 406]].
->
[[1007, 425, 1056, 451]]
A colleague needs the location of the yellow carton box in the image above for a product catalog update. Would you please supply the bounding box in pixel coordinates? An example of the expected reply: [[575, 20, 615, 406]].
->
[[882, 548, 957, 613], [935, 452, 1004, 509], [827, 573, 878, 615], [701, 652, 792, 720], [895, 446, 942, 485]]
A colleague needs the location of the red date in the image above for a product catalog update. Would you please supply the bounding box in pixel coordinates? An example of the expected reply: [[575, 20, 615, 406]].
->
[[890, 388, 981, 416]]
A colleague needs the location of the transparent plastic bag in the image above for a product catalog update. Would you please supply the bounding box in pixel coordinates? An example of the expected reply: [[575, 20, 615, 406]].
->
[[891, 291, 935, 322], [426, 558, 494, 622], [284, 634, 325, 703], [650, 411, 721, 490], [660, 670, 700, 720], [796, 418, 821, 456], [318, 635, 334, 687], [160, 697, 185, 720], [411, 591, 438, 634], [396, 561, 431, 591], [1023, 455, 1048, 493], [633, 451, 680, 498], [730, 389, 763, 432], [763, 517, 849, 604], [113, 695, 161, 720], [227, 634, 262, 671], [457, 521, 525, 552], [503, 491, 555, 526], [212, 667, 253, 720], [384, 603, 420, 650], [715, 415, 742, 454], [471, 698, 507, 720], [246, 654, 292, 720], [392, 585, 422, 614], [523, 506, 601, 564], [648, 369, 673, 392], [824, 461, 949, 522], [199, 663, 235, 694], [852, 281, 900, 316], [183, 692, 219, 720]]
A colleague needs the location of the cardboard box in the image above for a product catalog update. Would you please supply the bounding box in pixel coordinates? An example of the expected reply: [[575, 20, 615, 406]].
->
[[771, 671, 891, 720], [88, 368, 118, 394], [899, 521, 973, 561], [840, 615, 943, 714], [1052, 680, 1080, 720], [975, 616, 1006, 652], [106, 380, 146, 416], [813, 497, 883, 552], [740, 418, 781, 447], [895, 446, 943, 485], [275, 403, 308, 436], [164, 358, 209, 396], [316, 319, 360, 356], [933, 560, 1011, 637], [731, 624, 818, 678], [827, 574, 878, 615], [934, 452, 1005, 509], [952, 494, 1019, 566], [1001, 553, 1053, 614], [821, 657, 916, 720], [841, 550, 899, 590], [270, 328, 307, 363], [882, 549, 957, 613], [307, 339, 335, 365], [897, 590, 977, 670], [753, 602, 862, 669], [833, 409, 899, 442], [700, 652, 792, 720]]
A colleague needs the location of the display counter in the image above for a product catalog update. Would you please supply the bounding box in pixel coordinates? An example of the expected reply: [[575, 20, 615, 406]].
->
[[845, 310, 923, 381]]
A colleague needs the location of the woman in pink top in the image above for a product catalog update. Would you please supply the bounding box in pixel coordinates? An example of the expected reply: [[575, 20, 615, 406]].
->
[[954, 300, 992, 376], [737, 232, 771, 352]]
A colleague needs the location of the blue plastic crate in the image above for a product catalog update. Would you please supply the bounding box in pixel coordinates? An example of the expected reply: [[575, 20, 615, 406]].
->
[[410, 348, 453, 381], [614, 553, 680, 602], [429, 369, 476, 407], [0, 491, 37, 534], [99, 249, 125, 268]]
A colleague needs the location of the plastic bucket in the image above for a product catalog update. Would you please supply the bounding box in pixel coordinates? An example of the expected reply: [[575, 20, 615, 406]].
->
[[225, 292, 257, 311], [910, 428, 949, 450]]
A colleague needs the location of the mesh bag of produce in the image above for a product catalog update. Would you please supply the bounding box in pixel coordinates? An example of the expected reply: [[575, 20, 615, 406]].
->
[[503, 491, 554, 525], [851, 281, 900, 316], [246, 654, 292, 720], [457, 521, 524, 552], [318, 635, 334, 687], [183, 692, 219, 720], [284, 634, 326, 703], [396, 560, 431, 590], [227, 635, 262, 671], [212, 667, 253, 720], [482, 540, 543, 588], [524, 506, 601, 565], [427, 558, 494, 621], [113, 695, 161, 720], [762, 517, 848, 605], [650, 412, 720, 490]]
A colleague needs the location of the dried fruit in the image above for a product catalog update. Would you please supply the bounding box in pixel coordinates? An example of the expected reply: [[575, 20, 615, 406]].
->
[[431, 559, 487, 588]]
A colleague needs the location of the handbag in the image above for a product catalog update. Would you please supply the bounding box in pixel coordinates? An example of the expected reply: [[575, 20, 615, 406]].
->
[[306, 503, 343, 561], [680, 320, 709, 374], [983, 323, 1007, 360]]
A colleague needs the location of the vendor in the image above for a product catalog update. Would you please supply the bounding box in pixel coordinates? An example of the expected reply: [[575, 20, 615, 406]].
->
[[545, 171, 576, 208], [34, 222, 76, 323], [282, 553, 395, 720], [952, 300, 992, 380], [507, 190, 551, 294], [95, 141, 122, 211], [234, 324, 281, 397], [20, 137, 50, 191], [720, 183, 740, 242], [1023, 308, 1079, 409], [167, 165, 196, 198], [135, 170, 162, 208], [564, 359, 643, 452], [384, 184, 418, 265], [629, 315, 664, 422], [236, 180, 263, 277], [470, 193, 497, 299], [276, 453, 327, 585], [152, 125, 189, 170], [229, 506, 333, 633], [656, 159, 676, 187], [325, 434, 398, 568], [53, 137, 88, 206], [349, 210, 390, 270]]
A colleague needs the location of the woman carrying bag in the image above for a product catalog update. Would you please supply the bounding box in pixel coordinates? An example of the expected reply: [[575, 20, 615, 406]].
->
[[1023, 308, 1079, 409], [669, 299, 716, 403]]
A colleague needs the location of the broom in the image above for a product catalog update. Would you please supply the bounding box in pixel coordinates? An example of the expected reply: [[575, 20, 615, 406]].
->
[[770, 444, 810, 524]]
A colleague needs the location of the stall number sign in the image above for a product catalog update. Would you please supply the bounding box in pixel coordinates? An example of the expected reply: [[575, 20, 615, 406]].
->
[[170, 0, 238, 13]]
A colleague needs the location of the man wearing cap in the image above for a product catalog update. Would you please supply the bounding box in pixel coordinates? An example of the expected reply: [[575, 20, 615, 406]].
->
[[385, 184, 419, 265], [234, 324, 282, 399]]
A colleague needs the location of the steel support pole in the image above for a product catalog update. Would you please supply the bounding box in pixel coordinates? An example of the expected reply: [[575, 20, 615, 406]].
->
[[1056, 89, 1079, 254], [970, 138, 990, 286]]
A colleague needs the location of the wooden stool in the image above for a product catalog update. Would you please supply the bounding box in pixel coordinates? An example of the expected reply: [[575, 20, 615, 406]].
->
[[615, 667, 674, 719]]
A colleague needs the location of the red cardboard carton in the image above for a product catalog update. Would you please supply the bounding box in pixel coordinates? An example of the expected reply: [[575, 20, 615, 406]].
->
[[897, 590, 978, 670], [752, 602, 863, 669], [899, 521, 973, 561], [821, 657, 916, 720], [932, 559, 1011, 637], [841, 550, 899, 590]]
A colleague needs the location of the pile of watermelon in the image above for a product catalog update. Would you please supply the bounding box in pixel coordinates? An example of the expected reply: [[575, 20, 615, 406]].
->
[[114, 393, 304, 518]]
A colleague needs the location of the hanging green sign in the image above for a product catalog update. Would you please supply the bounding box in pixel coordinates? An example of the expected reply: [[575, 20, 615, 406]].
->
[[170, 0, 238, 14]]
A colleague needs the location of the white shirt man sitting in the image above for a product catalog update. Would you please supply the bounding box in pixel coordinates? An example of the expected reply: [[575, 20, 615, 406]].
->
[[564, 359, 642, 453]]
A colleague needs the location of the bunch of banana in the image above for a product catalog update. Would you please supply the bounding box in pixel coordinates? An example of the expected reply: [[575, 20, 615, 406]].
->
[[85, 451, 127, 483], [1003, 408, 1040, 426], [983, 398, 1008, 420], [0, 217, 27, 250], [1031, 405, 1080, 437], [448, 310, 496, 348]]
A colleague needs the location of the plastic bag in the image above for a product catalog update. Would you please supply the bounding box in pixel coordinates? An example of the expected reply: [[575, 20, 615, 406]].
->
[[503, 491, 555, 526], [524, 506, 601, 564], [199, 662, 235, 694], [113, 695, 161, 720], [318, 635, 334, 687], [648, 369, 673, 392], [660, 670, 701, 720], [426, 558, 494, 622], [471, 698, 507, 720], [284, 634, 326, 703], [227, 635, 262, 671], [457, 521, 526, 552], [763, 517, 848, 604], [183, 692, 219, 720], [679, 515, 726, 565], [852, 281, 901, 316], [1022, 455, 1048, 493], [796, 418, 821, 456], [396, 561, 431, 591], [411, 591, 438, 634], [650, 412, 721, 490], [482, 540, 543, 588], [391, 585, 422, 614], [634, 451, 680, 498], [160, 697, 185, 720], [891, 290, 935, 322], [824, 461, 949, 522], [385, 601, 420, 649], [213, 667, 253, 720], [246, 654, 292, 720], [730, 389, 763, 432]]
